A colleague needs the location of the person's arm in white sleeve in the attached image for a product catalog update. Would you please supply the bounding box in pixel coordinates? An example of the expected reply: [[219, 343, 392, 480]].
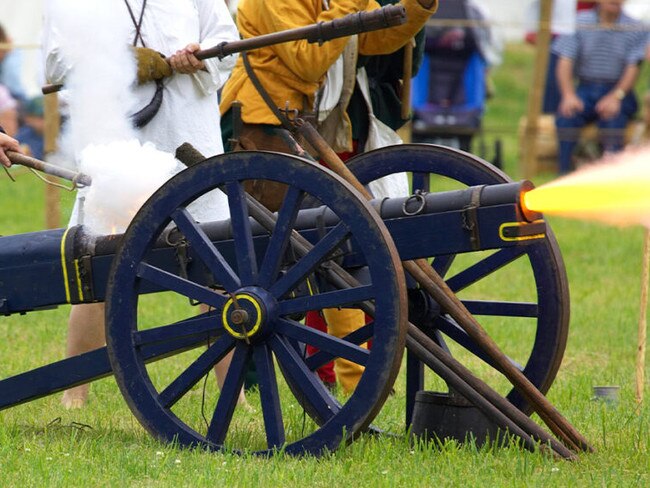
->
[[192, 0, 241, 94], [42, 2, 73, 84]]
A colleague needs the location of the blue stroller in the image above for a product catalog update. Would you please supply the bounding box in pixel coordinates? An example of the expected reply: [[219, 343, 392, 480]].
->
[[411, 0, 488, 154]]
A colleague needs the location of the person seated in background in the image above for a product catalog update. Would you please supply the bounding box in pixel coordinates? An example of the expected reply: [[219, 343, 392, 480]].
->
[[553, 0, 647, 174], [525, 0, 595, 114], [410, 0, 501, 152], [1, 23, 45, 159], [643, 41, 650, 141], [0, 128, 22, 168]]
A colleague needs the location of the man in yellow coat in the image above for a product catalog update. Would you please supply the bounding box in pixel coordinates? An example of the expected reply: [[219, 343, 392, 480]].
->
[[220, 0, 438, 393]]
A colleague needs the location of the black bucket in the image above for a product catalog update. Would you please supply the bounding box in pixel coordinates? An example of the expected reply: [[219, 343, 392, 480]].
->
[[410, 391, 501, 447]]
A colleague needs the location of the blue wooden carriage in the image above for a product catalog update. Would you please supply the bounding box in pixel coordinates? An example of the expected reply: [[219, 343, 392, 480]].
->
[[0, 144, 569, 456]]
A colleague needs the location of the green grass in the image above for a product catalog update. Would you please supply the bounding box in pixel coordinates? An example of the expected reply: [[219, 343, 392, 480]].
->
[[1, 44, 650, 486]]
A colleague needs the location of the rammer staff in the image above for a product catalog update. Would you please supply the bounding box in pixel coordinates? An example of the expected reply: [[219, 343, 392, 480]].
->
[[42, 5, 407, 95]]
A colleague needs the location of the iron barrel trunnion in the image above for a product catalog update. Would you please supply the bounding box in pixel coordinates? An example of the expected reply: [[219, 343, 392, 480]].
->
[[0, 145, 571, 455]]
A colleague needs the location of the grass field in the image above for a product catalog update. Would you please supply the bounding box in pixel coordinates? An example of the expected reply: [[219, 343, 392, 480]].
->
[[0, 44, 649, 486]]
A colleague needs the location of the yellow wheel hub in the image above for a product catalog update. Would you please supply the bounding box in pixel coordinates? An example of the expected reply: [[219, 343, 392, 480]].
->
[[221, 293, 263, 340]]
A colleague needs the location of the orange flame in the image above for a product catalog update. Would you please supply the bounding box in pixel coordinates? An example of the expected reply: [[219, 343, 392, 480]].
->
[[523, 146, 650, 228]]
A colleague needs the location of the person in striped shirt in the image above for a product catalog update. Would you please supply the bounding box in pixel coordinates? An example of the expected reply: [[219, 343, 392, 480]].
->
[[553, 0, 648, 173]]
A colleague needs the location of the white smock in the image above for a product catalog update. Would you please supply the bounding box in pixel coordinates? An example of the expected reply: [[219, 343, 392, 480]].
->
[[43, 0, 240, 229]]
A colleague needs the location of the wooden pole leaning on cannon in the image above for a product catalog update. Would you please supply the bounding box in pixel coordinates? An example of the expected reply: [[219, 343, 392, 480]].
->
[[293, 120, 593, 454]]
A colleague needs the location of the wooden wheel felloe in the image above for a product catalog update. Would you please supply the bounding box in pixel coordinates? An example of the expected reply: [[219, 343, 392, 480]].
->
[[105, 151, 406, 455]]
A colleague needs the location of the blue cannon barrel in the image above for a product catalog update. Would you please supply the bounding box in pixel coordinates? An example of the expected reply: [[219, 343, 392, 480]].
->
[[0, 181, 543, 316], [0, 228, 68, 314]]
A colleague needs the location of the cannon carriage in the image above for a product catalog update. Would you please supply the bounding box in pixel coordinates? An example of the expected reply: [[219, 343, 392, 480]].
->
[[0, 143, 570, 456], [0, 4, 583, 458]]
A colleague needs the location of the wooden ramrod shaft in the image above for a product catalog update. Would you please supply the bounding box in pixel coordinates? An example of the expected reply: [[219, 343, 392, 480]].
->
[[42, 5, 406, 95], [197, 5, 406, 60]]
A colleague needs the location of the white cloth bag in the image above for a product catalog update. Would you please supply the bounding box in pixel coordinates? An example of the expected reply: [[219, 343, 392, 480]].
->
[[356, 68, 410, 199]]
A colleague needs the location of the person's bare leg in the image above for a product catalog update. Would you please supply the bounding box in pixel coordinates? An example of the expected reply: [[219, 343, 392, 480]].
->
[[62, 302, 246, 407], [62, 302, 106, 409]]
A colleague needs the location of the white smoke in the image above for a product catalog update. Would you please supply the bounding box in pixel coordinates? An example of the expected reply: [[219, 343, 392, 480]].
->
[[49, 0, 191, 235], [78, 140, 180, 235], [51, 0, 137, 148]]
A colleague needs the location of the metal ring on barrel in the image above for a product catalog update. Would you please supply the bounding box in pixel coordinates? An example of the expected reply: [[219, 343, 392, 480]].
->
[[346, 143, 570, 417], [105, 150, 406, 455]]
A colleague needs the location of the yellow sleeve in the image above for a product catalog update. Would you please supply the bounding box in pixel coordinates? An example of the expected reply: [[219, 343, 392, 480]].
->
[[254, 0, 371, 82]]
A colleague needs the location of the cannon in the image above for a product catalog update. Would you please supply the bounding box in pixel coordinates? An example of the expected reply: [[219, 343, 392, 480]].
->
[[0, 144, 572, 456]]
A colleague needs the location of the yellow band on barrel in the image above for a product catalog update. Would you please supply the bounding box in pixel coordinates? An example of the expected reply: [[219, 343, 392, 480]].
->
[[499, 222, 545, 242], [60, 227, 72, 303], [74, 259, 84, 302]]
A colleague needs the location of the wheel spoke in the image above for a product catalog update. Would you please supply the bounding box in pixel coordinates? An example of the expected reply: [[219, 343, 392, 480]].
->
[[463, 300, 539, 318], [269, 223, 350, 299], [137, 263, 227, 310], [171, 208, 241, 292], [270, 336, 339, 423], [252, 344, 285, 449], [257, 187, 304, 288], [446, 247, 528, 293], [276, 319, 369, 366], [278, 285, 375, 316], [435, 315, 524, 371], [431, 254, 456, 277], [158, 335, 236, 409], [305, 322, 374, 371], [225, 181, 258, 286], [133, 311, 223, 347], [411, 172, 430, 192], [206, 344, 250, 445]]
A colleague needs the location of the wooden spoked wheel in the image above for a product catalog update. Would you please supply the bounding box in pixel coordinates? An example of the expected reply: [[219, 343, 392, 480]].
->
[[346, 144, 570, 417], [105, 151, 406, 455]]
